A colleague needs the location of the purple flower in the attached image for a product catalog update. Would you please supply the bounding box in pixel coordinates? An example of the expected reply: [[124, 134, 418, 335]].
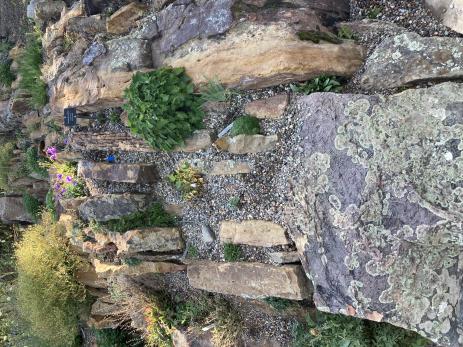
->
[[56, 173, 63, 180], [65, 176, 73, 183], [72, 181, 78, 186], [63, 137, 69, 145], [46, 147, 57, 161], [54, 183, 61, 190]]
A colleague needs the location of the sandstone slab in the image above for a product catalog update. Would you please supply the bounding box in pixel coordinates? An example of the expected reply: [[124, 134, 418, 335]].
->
[[283, 82, 463, 346], [188, 261, 311, 300], [215, 134, 278, 154], [78, 194, 150, 222], [359, 32, 463, 90], [425, 0, 463, 34], [106, 2, 147, 35], [220, 220, 289, 247], [78, 161, 157, 184], [244, 94, 288, 119], [269, 251, 300, 265], [209, 160, 252, 176], [166, 22, 364, 89], [93, 259, 186, 278]]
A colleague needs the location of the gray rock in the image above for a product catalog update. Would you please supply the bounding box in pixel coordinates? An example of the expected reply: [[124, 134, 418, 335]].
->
[[78, 194, 151, 222], [131, 13, 159, 40], [27, 0, 65, 22], [157, 0, 234, 53], [425, 0, 463, 34], [105, 37, 152, 71], [0, 196, 33, 224], [82, 41, 107, 66], [67, 15, 106, 36], [283, 82, 463, 346], [359, 32, 463, 90], [201, 224, 215, 243], [77, 161, 157, 184], [269, 252, 300, 265]]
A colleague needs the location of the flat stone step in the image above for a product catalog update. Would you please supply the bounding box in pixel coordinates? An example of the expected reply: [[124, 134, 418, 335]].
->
[[78, 160, 157, 184], [220, 220, 289, 247], [91, 227, 184, 255], [93, 259, 186, 278], [215, 134, 278, 154], [187, 261, 312, 300], [78, 193, 151, 222], [69, 130, 212, 153], [244, 94, 289, 119]]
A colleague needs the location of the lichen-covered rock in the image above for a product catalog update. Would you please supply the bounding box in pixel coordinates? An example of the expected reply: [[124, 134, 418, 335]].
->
[[78, 194, 151, 222], [283, 82, 463, 346], [215, 134, 278, 154], [359, 32, 463, 90], [425, 0, 463, 34]]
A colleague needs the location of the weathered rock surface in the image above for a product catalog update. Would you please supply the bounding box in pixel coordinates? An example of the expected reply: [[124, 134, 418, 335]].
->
[[215, 134, 278, 154], [69, 130, 212, 153], [78, 194, 150, 222], [283, 82, 463, 346], [187, 261, 311, 300], [425, 0, 463, 34], [78, 161, 157, 183], [269, 251, 300, 265], [67, 15, 106, 36], [0, 196, 33, 224], [91, 227, 184, 255], [106, 2, 147, 35], [166, 22, 364, 89], [93, 259, 186, 278], [209, 160, 252, 176], [88, 297, 122, 329], [244, 94, 288, 119], [219, 220, 289, 247], [360, 32, 463, 90], [27, 0, 65, 22]]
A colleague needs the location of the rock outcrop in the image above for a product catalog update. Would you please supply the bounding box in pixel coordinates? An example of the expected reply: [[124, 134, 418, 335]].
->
[[284, 82, 463, 346], [187, 261, 312, 300], [359, 32, 463, 90], [219, 220, 289, 247]]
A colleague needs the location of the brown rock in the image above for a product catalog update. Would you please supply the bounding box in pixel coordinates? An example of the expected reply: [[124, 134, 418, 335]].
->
[[172, 329, 214, 347], [244, 94, 288, 119], [188, 261, 312, 300], [76, 266, 108, 289], [215, 134, 278, 154], [0, 196, 33, 224], [219, 220, 289, 247], [59, 196, 87, 211], [106, 2, 147, 35], [67, 15, 106, 36], [166, 22, 364, 89], [89, 297, 122, 329], [209, 160, 252, 176], [77, 160, 157, 184], [269, 251, 300, 265], [93, 259, 186, 278]]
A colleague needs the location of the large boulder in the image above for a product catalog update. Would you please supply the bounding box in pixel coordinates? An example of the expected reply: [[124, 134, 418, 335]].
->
[[359, 32, 463, 90], [283, 82, 463, 346], [425, 0, 463, 34]]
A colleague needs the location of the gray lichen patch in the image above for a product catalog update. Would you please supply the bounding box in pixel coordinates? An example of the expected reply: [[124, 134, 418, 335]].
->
[[283, 82, 463, 346]]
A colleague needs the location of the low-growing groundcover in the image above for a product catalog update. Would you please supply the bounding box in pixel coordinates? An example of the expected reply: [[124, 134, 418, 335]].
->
[[15, 212, 88, 346], [124, 67, 204, 151], [293, 311, 430, 347]]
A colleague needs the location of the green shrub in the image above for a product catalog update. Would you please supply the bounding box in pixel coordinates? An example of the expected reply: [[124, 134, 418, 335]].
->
[[223, 243, 242, 262], [15, 212, 88, 346], [230, 116, 261, 137], [124, 67, 204, 150], [145, 293, 175, 347], [292, 311, 430, 347], [290, 76, 342, 94], [105, 203, 176, 233], [25, 146, 48, 177], [367, 6, 383, 19], [187, 244, 199, 259], [337, 26, 355, 40], [297, 30, 342, 44], [0, 142, 14, 191], [0, 62, 15, 87], [18, 28, 47, 108], [45, 189, 57, 221], [200, 78, 231, 103], [264, 297, 294, 311], [168, 162, 204, 200], [23, 192, 41, 222]]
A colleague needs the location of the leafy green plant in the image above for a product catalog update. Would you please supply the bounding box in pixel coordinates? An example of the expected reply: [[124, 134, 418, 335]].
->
[[0, 61, 15, 87], [23, 192, 41, 222], [25, 146, 48, 177], [187, 244, 199, 259], [337, 26, 355, 40], [45, 189, 57, 221], [15, 212, 88, 346], [105, 203, 176, 233], [200, 78, 231, 103], [124, 67, 204, 151], [18, 27, 47, 108], [230, 116, 261, 137], [290, 76, 342, 94], [94, 328, 144, 347], [174, 298, 210, 327], [367, 6, 383, 19], [108, 110, 121, 124], [297, 30, 342, 44], [292, 311, 430, 347], [228, 196, 241, 209], [0, 142, 14, 191], [168, 162, 204, 200], [223, 243, 242, 262], [144, 293, 175, 347]]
